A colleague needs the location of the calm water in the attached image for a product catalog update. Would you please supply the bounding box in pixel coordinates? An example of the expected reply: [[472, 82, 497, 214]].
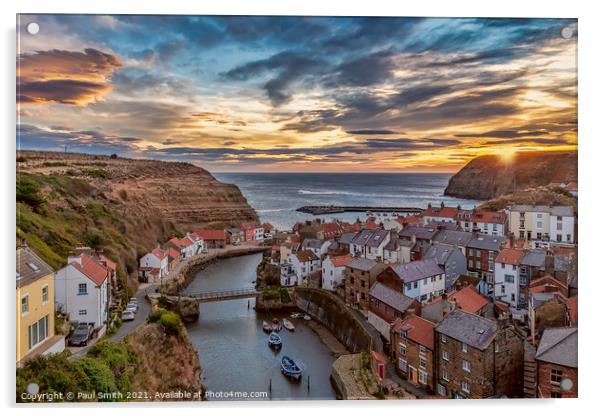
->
[[213, 172, 479, 230], [184, 253, 337, 401]]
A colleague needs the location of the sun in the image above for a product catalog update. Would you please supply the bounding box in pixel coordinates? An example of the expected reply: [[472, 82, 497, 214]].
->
[[497, 147, 517, 163]]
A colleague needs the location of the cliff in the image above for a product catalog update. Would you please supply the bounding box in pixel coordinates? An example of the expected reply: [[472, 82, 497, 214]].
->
[[444, 151, 577, 200], [16, 150, 257, 279]]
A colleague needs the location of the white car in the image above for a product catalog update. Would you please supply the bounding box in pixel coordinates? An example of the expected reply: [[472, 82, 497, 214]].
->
[[125, 304, 137, 314], [121, 310, 135, 322]]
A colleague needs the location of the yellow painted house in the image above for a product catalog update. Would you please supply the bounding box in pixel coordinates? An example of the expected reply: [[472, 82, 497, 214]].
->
[[16, 246, 64, 365]]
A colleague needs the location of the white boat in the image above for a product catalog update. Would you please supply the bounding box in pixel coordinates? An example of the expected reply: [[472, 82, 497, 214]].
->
[[290, 312, 302, 319], [283, 318, 295, 331], [303, 314, 311, 321]]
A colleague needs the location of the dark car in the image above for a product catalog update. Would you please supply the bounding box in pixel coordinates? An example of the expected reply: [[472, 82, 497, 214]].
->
[[68, 323, 92, 346]]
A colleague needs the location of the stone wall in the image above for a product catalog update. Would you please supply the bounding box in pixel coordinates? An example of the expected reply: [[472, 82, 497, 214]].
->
[[293, 287, 373, 353]]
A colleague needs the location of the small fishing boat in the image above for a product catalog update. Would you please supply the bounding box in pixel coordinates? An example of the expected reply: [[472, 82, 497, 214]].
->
[[283, 318, 295, 331], [271, 318, 282, 332], [268, 332, 282, 349], [262, 321, 272, 333], [280, 355, 303, 381], [290, 312, 302, 319], [303, 314, 312, 321]]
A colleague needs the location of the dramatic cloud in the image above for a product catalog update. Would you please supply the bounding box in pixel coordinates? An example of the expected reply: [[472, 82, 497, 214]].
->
[[17, 48, 122, 105]]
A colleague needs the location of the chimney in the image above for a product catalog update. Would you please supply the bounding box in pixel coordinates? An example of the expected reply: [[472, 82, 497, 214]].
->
[[74, 244, 91, 256], [509, 232, 515, 248], [67, 252, 82, 265], [440, 201, 445, 208], [411, 234, 417, 244], [544, 249, 555, 274], [406, 308, 416, 317]]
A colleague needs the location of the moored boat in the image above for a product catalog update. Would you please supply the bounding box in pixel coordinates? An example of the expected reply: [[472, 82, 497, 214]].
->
[[268, 331, 282, 349], [303, 314, 311, 321], [262, 321, 271, 333], [271, 318, 282, 332], [290, 312, 302, 319], [280, 355, 303, 381], [283, 318, 295, 331]]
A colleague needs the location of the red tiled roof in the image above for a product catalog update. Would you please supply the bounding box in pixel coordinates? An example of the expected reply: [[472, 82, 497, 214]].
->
[[194, 229, 226, 240], [240, 222, 260, 230], [151, 248, 166, 260], [71, 254, 109, 286], [371, 350, 387, 363], [97, 254, 116, 271], [495, 248, 525, 265], [529, 275, 567, 290], [471, 210, 507, 225], [423, 206, 458, 219], [393, 315, 436, 350], [330, 254, 353, 268], [448, 286, 489, 314], [296, 250, 319, 262], [167, 247, 180, 259], [179, 237, 194, 247], [397, 215, 421, 226], [365, 217, 379, 230]]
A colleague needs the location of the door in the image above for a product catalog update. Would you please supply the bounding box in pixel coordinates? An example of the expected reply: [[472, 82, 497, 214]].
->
[[408, 366, 418, 384]]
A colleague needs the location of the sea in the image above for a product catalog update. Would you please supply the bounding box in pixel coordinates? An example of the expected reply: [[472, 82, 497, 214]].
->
[[213, 172, 480, 231]]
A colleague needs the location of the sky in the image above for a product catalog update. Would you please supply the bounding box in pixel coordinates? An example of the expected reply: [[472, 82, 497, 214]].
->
[[17, 15, 577, 172]]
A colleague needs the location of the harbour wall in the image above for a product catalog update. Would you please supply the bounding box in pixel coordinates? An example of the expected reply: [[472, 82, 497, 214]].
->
[[293, 287, 373, 353]]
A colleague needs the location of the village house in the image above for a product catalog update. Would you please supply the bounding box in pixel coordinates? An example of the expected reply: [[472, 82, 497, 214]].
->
[[382, 237, 413, 264], [399, 225, 439, 261], [368, 281, 420, 341], [55, 249, 111, 331], [459, 210, 507, 236], [166, 235, 198, 258], [424, 243, 467, 290], [281, 250, 320, 286], [508, 205, 576, 246], [528, 275, 577, 338], [225, 227, 244, 245], [421, 285, 490, 323], [138, 247, 169, 283], [432, 229, 473, 256], [166, 246, 180, 270], [321, 254, 353, 291], [535, 327, 577, 398], [435, 310, 524, 399], [337, 232, 356, 253], [194, 229, 225, 249], [391, 258, 446, 304], [316, 220, 355, 240], [422, 203, 459, 225], [344, 257, 387, 310], [301, 238, 331, 258], [240, 221, 264, 242], [390, 314, 436, 391], [95, 254, 117, 290], [17, 246, 65, 366], [494, 248, 526, 308], [466, 233, 506, 295], [349, 229, 390, 260]]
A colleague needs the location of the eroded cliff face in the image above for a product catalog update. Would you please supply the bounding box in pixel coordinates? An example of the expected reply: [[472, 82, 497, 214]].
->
[[16, 150, 257, 275], [444, 151, 577, 200]]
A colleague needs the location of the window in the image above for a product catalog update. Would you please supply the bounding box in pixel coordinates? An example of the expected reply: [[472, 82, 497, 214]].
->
[[442, 350, 449, 361], [78, 309, 87, 316], [519, 230, 525, 239], [419, 370, 428, 384], [413, 282, 418, 289], [462, 381, 470, 394], [463, 360, 471, 373], [41, 285, 48, 304], [501, 263, 505, 269], [551, 368, 563, 386], [495, 343, 500, 353], [419, 356, 427, 369], [431, 276, 436, 282], [537, 221, 543, 229], [461, 343, 468, 353], [399, 342, 406, 355], [557, 222, 563, 231], [28, 315, 49, 350], [21, 295, 29, 314], [441, 335, 447, 343], [78, 283, 88, 295], [405, 283, 411, 291], [567, 234, 571, 242], [438, 384, 447, 396], [442, 370, 449, 381], [505, 275, 514, 284], [501, 285, 505, 294], [419, 345, 427, 354], [398, 358, 407, 372]]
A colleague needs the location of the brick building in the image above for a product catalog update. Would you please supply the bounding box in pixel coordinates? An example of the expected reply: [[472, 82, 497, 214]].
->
[[368, 281, 420, 341], [390, 314, 436, 392], [344, 257, 386, 311], [535, 327, 578, 398], [435, 309, 524, 398]]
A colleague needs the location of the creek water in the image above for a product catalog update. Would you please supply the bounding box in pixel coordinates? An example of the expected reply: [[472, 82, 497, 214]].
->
[[184, 253, 337, 400]]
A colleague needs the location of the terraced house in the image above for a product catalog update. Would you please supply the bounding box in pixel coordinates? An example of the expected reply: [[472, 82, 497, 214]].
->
[[435, 310, 524, 399]]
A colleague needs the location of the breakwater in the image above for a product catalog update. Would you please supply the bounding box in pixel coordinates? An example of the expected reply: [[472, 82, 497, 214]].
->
[[297, 205, 424, 215]]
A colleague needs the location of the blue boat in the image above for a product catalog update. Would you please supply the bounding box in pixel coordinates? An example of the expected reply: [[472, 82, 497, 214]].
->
[[268, 332, 282, 349], [280, 355, 303, 380]]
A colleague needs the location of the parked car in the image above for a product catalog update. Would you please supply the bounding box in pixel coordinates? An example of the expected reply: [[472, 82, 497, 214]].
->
[[121, 310, 135, 322], [125, 303, 137, 313], [68, 323, 92, 347]]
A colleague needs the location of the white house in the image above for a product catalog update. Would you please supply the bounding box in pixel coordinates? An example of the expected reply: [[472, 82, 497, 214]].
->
[[391, 258, 446, 304], [494, 248, 525, 308], [321, 254, 352, 291], [459, 211, 507, 236], [55, 253, 110, 330], [508, 205, 575, 246], [301, 238, 331, 258], [350, 229, 390, 260], [422, 204, 459, 225], [549, 208, 576, 245], [383, 238, 413, 264], [138, 248, 169, 283], [281, 250, 320, 286]]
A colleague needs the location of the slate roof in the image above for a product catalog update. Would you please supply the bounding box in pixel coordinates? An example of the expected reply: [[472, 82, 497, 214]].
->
[[391, 258, 444, 283], [535, 327, 578, 367], [433, 230, 473, 247], [435, 309, 498, 350], [338, 232, 356, 245], [467, 234, 506, 251], [351, 230, 372, 246], [399, 225, 438, 241], [302, 238, 325, 249], [17, 247, 54, 288], [347, 257, 378, 272], [369, 282, 416, 313], [366, 230, 389, 248], [520, 249, 547, 267]]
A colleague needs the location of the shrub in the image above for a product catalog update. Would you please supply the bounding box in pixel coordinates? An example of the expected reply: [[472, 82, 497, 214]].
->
[[73, 357, 116, 397], [159, 311, 183, 336], [16, 176, 45, 212], [84, 169, 108, 179]]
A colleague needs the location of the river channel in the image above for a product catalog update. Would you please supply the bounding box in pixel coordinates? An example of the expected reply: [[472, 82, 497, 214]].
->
[[184, 253, 337, 400]]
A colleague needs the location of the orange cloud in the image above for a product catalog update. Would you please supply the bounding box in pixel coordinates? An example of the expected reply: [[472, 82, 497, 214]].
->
[[17, 48, 122, 106]]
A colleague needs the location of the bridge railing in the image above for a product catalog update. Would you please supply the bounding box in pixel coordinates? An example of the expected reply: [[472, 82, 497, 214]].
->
[[186, 287, 258, 299]]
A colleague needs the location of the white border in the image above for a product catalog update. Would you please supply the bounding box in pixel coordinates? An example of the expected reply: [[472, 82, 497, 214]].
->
[[2, 1, 601, 415]]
